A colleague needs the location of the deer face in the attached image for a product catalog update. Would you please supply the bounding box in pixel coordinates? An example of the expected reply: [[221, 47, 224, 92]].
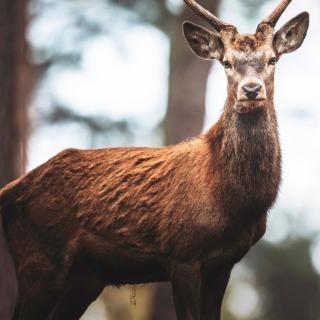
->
[[183, 0, 309, 114]]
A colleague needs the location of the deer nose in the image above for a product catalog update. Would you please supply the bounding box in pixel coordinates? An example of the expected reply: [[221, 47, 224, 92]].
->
[[242, 84, 262, 100]]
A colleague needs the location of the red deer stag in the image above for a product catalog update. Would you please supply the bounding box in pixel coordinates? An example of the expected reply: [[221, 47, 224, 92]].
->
[[0, 0, 309, 319]]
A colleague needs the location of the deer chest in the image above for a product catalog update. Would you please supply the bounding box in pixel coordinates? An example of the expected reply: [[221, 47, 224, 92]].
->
[[200, 214, 267, 266]]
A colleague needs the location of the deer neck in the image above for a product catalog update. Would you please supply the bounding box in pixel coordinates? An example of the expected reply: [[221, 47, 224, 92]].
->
[[205, 96, 281, 217]]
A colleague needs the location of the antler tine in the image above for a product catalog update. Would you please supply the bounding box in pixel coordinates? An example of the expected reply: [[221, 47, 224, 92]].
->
[[262, 0, 292, 28], [183, 0, 232, 32]]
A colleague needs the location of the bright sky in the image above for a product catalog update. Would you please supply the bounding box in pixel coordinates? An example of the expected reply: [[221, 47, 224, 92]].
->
[[28, 0, 320, 261]]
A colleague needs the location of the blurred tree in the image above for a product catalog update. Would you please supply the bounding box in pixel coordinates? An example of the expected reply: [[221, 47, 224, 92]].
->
[[40, 105, 131, 148], [246, 238, 320, 320], [28, 0, 135, 150], [29, 0, 222, 146], [0, 0, 30, 183], [113, 0, 222, 144], [0, 0, 31, 318]]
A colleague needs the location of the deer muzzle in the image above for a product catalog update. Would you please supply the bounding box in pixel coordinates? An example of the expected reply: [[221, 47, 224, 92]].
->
[[235, 78, 267, 114], [237, 78, 266, 102]]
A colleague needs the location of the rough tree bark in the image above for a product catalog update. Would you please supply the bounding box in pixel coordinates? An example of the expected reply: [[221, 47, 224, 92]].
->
[[0, 0, 30, 318], [150, 1, 221, 319]]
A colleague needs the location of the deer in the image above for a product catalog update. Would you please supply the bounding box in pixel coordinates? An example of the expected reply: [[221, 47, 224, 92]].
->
[[0, 0, 309, 319]]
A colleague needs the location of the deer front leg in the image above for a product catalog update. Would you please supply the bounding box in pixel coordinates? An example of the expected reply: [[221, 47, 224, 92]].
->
[[199, 265, 231, 320], [170, 262, 231, 320], [49, 261, 106, 320], [170, 262, 202, 320], [13, 265, 66, 320]]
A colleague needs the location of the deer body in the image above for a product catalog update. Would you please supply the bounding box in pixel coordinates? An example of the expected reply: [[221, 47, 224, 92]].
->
[[0, 0, 309, 319], [1, 98, 279, 319]]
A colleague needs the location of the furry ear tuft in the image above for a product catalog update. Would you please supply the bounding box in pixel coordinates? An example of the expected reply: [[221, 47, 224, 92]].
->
[[183, 22, 224, 60], [273, 12, 309, 56]]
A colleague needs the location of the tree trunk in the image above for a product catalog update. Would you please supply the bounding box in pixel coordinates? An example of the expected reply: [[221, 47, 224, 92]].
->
[[150, 1, 221, 319], [0, 0, 30, 318], [164, 31, 211, 145], [164, 0, 221, 145]]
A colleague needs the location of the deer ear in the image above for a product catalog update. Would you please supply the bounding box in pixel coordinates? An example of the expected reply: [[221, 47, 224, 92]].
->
[[273, 12, 309, 56], [183, 21, 224, 60]]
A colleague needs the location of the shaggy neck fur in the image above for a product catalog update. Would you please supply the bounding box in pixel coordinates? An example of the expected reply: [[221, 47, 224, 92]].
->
[[205, 95, 281, 218]]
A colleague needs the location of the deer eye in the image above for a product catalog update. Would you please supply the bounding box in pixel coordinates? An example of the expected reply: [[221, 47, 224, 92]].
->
[[223, 61, 232, 69], [268, 57, 277, 65]]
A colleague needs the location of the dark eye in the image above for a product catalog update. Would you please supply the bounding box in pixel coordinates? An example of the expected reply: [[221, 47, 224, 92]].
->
[[223, 61, 232, 69], [268, 57, 277, 65]]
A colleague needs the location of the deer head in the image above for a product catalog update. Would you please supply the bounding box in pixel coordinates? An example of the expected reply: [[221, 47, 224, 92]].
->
[[183, 0, 309, 114]]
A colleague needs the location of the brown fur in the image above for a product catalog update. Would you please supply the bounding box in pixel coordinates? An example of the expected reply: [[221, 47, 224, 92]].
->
[[232, 34, 265, 52]]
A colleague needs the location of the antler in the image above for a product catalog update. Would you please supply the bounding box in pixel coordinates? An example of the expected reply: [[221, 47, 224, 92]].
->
[[261, 0, 292, 27], [183, 0, 233, 32]]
